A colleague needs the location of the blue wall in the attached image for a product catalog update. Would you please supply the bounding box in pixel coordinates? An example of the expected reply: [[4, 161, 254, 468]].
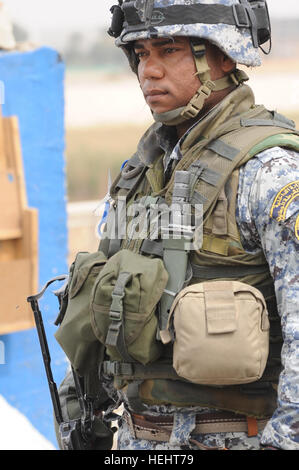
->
[[0, 47, 68, 448]]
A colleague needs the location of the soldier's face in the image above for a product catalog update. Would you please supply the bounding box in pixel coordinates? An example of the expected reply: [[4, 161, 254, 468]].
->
[[135, 37, 200, 114]]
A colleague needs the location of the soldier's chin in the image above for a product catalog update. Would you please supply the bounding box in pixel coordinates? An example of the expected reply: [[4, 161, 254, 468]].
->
[[148, 102, 177, 115]]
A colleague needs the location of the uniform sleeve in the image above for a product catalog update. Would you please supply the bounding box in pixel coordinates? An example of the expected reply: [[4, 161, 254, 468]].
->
[[237, 147, 299, 450]]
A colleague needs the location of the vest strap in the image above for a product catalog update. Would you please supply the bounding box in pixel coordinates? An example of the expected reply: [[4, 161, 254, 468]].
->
[[207, 139, 239, 161], [159, 171, 193, 334], [102, 360, 281, 385], [102, 360, 180, 380], [105, 272, 134, 362], [241, 118, 296, 131]]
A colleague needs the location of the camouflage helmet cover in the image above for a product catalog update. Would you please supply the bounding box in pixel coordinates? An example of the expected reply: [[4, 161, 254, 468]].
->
[[111, 0, 271, 67]]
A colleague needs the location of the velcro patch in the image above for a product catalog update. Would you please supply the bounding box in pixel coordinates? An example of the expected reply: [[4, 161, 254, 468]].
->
[[270, 181, 299, 222]]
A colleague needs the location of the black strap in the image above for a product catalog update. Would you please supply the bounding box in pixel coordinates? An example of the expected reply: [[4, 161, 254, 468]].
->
[[103, 360, 181, 381], [102, 360, 281, 385], [191, 263, 269, 280]]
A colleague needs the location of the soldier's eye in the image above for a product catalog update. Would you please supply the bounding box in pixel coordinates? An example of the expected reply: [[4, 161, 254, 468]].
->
[[135, 51, 147, 58], [164, 47, 179, 54]]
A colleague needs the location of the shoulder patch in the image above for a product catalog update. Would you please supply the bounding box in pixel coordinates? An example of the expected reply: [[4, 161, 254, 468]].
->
[[270, 181, 299, 222]]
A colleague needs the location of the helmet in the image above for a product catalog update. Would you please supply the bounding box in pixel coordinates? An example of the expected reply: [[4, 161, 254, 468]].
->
[[108, 0, 272, 125]]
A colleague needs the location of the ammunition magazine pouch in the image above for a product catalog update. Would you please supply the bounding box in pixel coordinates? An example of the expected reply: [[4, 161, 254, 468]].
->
[[90, 249, 169, 365], [55, 251, 107, 377]]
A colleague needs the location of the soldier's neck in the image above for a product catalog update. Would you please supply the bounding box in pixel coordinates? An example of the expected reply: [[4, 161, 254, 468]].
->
[[176, 85, 236, 139]]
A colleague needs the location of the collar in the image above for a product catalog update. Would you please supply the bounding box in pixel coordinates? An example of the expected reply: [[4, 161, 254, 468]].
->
[[137, 85, 255, 167]]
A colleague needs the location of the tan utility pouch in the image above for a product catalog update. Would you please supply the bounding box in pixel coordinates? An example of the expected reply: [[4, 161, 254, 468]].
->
[[161, 281, 270, 386]]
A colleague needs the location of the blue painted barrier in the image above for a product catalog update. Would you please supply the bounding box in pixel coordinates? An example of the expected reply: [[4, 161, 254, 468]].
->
[[0, 47, 68, 448]]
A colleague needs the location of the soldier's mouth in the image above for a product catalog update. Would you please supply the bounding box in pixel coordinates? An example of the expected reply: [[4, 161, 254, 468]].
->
[[145, 89, 169, 103]]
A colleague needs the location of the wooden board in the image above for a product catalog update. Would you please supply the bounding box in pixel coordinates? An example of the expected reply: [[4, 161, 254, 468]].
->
[[0, 209, 38, 334], [0, 259, 35, 334], [0, 171, 23, 239], [0, 108, 39, 334], [0, 115, 27, 240], [0, 208, 38, 334]]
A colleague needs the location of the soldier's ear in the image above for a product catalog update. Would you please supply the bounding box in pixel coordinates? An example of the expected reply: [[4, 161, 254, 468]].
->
[[221, 53, 236, 74], [205, 42, 236, 76]]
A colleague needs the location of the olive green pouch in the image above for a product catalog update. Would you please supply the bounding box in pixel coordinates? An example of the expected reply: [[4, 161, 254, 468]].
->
[[90, 249, 169, 365], [55, 251, 107, 376]]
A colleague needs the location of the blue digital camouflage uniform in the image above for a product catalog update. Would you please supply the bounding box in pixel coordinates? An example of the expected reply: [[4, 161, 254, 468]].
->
[[109, 0, 297, 451], [111, 139, 299, 451]]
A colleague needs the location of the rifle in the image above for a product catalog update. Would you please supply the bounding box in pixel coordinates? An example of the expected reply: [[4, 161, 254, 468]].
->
[[27, 275, 94, 450]]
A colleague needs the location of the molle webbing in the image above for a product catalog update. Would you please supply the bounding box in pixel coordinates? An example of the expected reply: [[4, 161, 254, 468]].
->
[[108, 99, 299, 227], [105, 108, 299, 271], [168, 124, 299, 222], [100, 153, 148, 258]]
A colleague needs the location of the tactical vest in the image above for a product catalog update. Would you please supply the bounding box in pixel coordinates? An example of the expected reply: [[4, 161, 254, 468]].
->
[[100, 85, 299, 418]]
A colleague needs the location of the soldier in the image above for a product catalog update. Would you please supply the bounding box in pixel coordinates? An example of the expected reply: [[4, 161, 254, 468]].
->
[[54, 0, 299, 451]]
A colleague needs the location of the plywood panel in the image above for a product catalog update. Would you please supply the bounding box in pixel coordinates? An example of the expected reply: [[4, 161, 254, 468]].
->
[[0, 171, 22, 239], [22, 208, 39, 292], [0, 258, 35, 334], [0, 108, 39, 334], [3, 116, 27, 208], [0, 115, 28, 240]]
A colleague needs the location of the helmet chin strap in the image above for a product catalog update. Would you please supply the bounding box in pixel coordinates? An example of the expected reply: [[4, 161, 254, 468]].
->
[[152, 41, 249, 126]]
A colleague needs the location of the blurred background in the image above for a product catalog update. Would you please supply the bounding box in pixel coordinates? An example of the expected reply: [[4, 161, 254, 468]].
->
[[0, 0, 298, 450]]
